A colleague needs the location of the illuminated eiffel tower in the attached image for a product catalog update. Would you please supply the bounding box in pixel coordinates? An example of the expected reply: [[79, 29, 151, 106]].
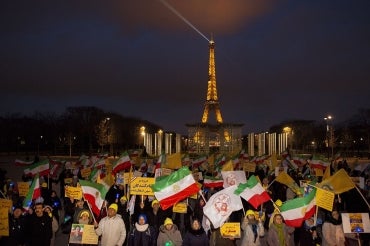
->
[[186, 39, 243, 154]]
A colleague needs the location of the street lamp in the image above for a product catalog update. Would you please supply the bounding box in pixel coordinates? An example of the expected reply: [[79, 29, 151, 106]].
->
[[324, 115, 334, 159], [140, 126, 146, 149]]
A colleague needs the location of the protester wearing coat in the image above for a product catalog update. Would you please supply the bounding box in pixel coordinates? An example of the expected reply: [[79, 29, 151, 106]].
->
[[182, 218, 209, 246], [156, 218, 182, 246], [240, 210, 265, 246]]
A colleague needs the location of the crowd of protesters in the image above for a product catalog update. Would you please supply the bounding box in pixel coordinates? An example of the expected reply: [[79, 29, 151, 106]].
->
[[0, 151, 369, 246]]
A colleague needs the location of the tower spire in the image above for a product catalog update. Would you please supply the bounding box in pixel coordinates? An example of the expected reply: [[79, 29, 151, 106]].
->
[[201, 38, 223, 124]]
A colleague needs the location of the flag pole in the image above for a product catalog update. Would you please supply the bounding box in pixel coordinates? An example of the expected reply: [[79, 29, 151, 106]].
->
[[82, 194, 98, 223]]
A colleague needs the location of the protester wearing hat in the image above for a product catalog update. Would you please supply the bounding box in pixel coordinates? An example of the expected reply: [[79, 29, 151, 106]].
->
[[4, 205, 27, 246], [240, 209, 265, 246], [157, 217, 182, 246], [182, 217, 209, 246], [117, 195, 130, 246], [72, 198, 87, 223], [147, 199, 171, 242], [95, 203, 126, 246], [78, 209, 93, 225], [128, 213, 156, 246], [43, 205, 59, 246]]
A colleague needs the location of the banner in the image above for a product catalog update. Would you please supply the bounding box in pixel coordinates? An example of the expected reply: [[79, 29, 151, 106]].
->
[[69, 224, 98, 245], [173, 202, 187, 213], [0, 208, 9, 236], [130, 177, 155, 195], [220, 222, 241, 238], [17, 182, 30, 197], [65, 186, 83, 200]]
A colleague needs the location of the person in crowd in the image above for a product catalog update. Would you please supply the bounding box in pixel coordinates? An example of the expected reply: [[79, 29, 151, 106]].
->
[[105, 183, 126, 205], [182, 217, 209, 246], [156, 217, 182, 246], [94, 203, 127, 246], [296, 217, 321, 246], [43, 205, 59, 246], [193, 197, 206, 223], [322, 210, 345, 246], [25, 202, 52, 246], [5, 205, 27, 246], [240, 209, 264, 246], [267, 213, 294, 246], [132, 195, 151, 223], [128, 213, 156, 246], [73, 198, 88, 223], [49, 190, 62, 222], [78, 209, 93, 225], [147, 199, 169, 240], [117, 195, 130, 246]]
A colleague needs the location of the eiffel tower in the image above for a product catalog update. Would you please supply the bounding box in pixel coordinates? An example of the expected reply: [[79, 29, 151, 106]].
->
[[186, 39, 243, 154]]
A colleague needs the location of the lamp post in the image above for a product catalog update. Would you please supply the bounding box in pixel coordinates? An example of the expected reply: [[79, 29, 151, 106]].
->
[[140, 126, 146, 150], [324, 115, 334, 159]]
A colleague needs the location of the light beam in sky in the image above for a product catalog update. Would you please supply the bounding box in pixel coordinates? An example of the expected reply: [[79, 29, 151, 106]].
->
[[159, 0, 210, 42]]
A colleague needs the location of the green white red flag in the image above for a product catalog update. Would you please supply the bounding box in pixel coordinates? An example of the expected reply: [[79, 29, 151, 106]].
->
[[23, 159, 49, 177], [280, 189, 316, 227], [22, 174, 41, 210], [151, 166, 200, 210], [234, 175, 271, 209], [79, 179, 108, 217], [14, 159, 33, 166], [203, 176, 224, 188], [112, 152, 132, 174]]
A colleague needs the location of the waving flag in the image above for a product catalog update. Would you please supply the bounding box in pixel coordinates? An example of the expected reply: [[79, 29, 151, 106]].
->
[[23, 174, 41, 210], [280, 189, 316, 227], [23, 159, 49, 177], [79, 179, 108, 217], [221, 170, 246, 188], [192, 155, 207, 169], [112, 152, 132, 174], [203, 185, 243, 228], [151, 167, 200, 210], [234, 175, 271, 209], [14, 159, 33, 166], [203, 176, 224, 188]]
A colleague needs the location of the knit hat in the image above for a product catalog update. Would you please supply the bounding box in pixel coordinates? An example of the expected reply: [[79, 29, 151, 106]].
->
[[164, 217, 173, 226], [43, 205, 53, 212], [120, 196, 127, 202], [80, 211, 90, 217], [246, 209, 255, 217], [138, 213, 148, 223], [108, 203, 118, 212], [151, 199, 159, 207]]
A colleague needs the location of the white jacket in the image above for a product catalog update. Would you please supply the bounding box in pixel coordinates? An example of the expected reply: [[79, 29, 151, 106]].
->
[[95, 214, 126, 246]]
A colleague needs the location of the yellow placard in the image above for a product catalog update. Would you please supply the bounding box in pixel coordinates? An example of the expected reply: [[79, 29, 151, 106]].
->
[[69, 224, 98, 245], [17, 182, 30, 197], [0, 208, 9, 236], [172, 202, 187, 213], [243, 162, 256, 173], [65, 186, 83, 200], [0, 198, 12, 210], [220, 222, 241, 238], [130, 177, 155, 195], [80, 167, 91, 178], [316, 188, 334, 211]]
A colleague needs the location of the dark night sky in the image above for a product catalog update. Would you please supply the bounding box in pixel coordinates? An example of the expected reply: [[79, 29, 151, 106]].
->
[[1, 0, 370, 135]]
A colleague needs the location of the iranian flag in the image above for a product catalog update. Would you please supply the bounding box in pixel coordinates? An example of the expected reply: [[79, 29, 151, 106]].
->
[[280, 189, 316, 227], [22, 174, 41, 210], [23, 159, 49, 177], [154, 153, 165, 178], [234, 175, 271, 209], [92, 158, 106, 169], [151, 166, 200, 210], [192, 156, 207, 168], [309, 159, 330, 170], [14, 159, 33, 166], [112, 152, 132, 174], [79, 179, 108, 217], [203, 176, 224, 188]]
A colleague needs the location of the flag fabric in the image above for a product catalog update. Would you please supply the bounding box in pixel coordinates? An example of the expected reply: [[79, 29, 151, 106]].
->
[[192, 155, 207, 169], [221, 160, 234, 171], [221, 171, 246, 188], [112, 152, 132, 174], [234, 175, 271, 209], [92, 158, 106, 169], [14, 159, 33, 166], [151, 166, 200, 210], [280, 189, 316, 227], [317, 169, 355, 194], [22, 174, 41, 210], [23, 159, 49, 177], [309, 159, 330, 170], [203, 176, 224, 188], [215, 155, 226, 167], [275, 171, 301, 195], [79, 179, 108, 217], [49, 159, 64, 178], [154, 153, 165, 178], [203, 185, 243, 228], [164, 152, 182, 170]]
